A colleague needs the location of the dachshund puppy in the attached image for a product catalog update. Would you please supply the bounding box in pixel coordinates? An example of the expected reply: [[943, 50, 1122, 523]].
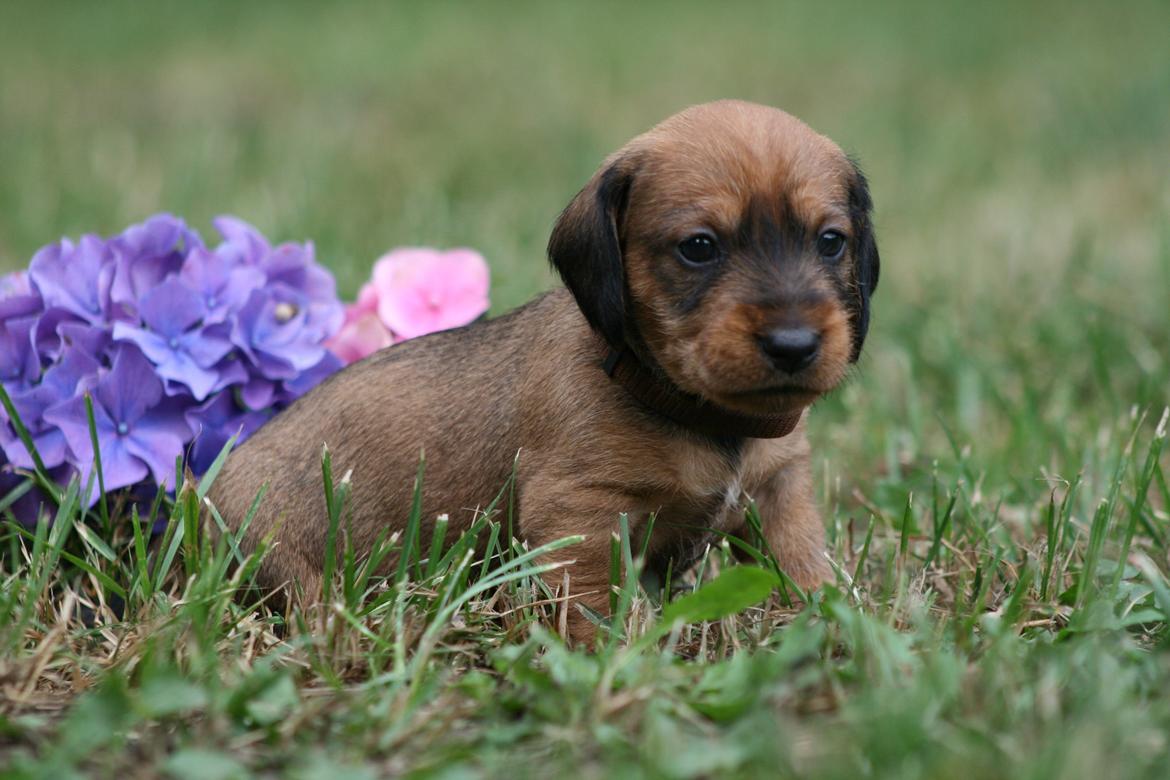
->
[[209, 99, 879, 641]]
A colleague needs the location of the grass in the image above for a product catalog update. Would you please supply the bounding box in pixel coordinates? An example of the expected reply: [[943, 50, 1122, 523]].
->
[[2, 0, 1170, 777]]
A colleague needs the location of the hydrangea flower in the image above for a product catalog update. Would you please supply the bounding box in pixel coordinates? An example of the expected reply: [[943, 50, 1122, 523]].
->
[[112, 277, 234, 401], [28, 236, 114, 326], [1, 215, 345, 523], [45, 344, 194, 499], [108, 214, 204, 320], [0, 297, 40, 393], [179, 246, 265, 325], [1, 343, 99, 471], [327, 247, 490, 363], [0, 216, 493, 527]]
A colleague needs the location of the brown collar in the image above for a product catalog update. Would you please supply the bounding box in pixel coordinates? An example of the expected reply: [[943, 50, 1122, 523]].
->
[[602, 346, 803, 439]]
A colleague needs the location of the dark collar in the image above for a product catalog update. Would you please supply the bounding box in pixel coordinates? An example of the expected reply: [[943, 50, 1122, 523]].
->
[[602, 346, 802, 439]]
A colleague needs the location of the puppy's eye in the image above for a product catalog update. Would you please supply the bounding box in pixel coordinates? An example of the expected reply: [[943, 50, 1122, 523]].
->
[[817, 230, 846, 260], [677, 234, 720, 265]]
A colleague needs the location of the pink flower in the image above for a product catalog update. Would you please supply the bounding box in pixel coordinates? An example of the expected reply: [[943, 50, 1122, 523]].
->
[[372, 248, 489, 340], [326, 247, 490, 364]]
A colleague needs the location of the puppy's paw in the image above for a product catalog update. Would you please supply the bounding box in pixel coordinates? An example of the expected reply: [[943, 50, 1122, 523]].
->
[[785, 552, 834, 594]]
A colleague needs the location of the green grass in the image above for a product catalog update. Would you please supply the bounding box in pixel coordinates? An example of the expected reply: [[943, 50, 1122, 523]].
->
[[3, 1, 1170, 777]]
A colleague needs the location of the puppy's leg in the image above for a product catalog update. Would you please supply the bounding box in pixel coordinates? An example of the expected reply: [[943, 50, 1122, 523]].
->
[[520, 480, 630, 646], [249, 544, 323, 614], [268, 573, 322, 619], [740, 454, 832, 591]]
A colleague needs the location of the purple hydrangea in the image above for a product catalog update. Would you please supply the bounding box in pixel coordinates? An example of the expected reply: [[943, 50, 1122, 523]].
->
[[0, 215, 344, 525]]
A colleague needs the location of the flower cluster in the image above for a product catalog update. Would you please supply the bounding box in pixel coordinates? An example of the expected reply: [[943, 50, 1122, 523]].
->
[[1, 215, 493, 526], [327, 248, 489, 364], [1, 214, 344, 520]]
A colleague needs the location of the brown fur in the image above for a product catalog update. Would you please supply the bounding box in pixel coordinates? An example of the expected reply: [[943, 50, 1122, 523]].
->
[[208, 100, 880, 642]]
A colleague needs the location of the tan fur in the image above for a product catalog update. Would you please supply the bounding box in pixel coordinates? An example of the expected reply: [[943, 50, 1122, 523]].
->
[[208, 100, 878, 643]]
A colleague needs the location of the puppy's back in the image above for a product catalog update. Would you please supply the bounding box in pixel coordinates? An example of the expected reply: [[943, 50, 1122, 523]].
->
[[207, 289, 573, 587]]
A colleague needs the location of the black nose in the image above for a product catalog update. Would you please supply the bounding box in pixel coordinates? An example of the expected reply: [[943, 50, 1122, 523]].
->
[[758, 327, 820, 373]]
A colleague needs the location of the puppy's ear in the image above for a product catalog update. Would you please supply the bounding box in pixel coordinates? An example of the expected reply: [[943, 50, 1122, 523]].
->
[[847, 160, 880, 362], [547, 154, 637, 348]]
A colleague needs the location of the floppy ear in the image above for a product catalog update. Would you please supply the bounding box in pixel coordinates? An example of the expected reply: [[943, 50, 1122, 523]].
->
[[847, 160, 880, 362], [547, 155, 636, 348]]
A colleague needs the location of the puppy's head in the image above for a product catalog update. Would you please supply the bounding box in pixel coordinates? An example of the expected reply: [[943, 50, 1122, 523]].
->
[[549, 100, 879, 416]]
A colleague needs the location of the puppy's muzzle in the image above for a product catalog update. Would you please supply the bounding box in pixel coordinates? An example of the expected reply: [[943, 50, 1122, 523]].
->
[[758, 326, 820, 374]]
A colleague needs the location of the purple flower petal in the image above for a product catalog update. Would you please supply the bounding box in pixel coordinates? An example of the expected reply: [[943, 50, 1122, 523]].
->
[[209, 356, 249, 394], [0, 315, 41, 388], [185, 392, 270, 474], [4, 407, 63, 470], [43, 351, 190, 501], [1, 345, 100, 469], [0, 271, 44, 321], [138, 277, 206, 337], [42, 382, 114, 457], [0, 294, 43, 322], [182, 322, 233, 368], [112, 325, 219, 401], [1, 461, 75, 527], [33, 310, 114, 364], [124, 397, 193, 488], [231, 286, 332, 376], [136, 392, 196, 444], [93, 345, 163, 428], [113, 315, 232, 402], [28, 236, 114, 324], [1, 270, 33, 299], [32, 308, 85, 361], [282, 351, 342, 399], [0, 427, 67, 472], [263, 243, 331, 294], [108, 214, 202, 317], [240, 378, 276, 410], [213, 216, 269, 264], [44, 390, 149, 502], [41, 345, 103, 398], [118, 214, 203, 259], [180, 246, 231, 293], [180, 247, 266, 323], [85, 436, 150, 500]]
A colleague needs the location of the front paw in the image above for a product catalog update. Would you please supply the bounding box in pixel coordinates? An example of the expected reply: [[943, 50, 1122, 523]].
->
[[784, 553, 833, 593]]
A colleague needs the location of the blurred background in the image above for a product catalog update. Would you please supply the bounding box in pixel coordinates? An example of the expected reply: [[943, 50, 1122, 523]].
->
[[2, 0, 1168, 496]]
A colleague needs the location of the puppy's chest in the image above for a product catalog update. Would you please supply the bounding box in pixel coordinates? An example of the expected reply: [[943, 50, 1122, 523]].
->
[[618, 448, 745, 575], [647, 445, 755, 529], [633, 438, 802, 574]]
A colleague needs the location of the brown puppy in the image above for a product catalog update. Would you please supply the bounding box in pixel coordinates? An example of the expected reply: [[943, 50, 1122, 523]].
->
[[208, 100, 879, 640]]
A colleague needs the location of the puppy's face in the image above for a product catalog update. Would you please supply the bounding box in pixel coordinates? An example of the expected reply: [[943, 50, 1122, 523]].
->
[[550, 100, 879, 416]]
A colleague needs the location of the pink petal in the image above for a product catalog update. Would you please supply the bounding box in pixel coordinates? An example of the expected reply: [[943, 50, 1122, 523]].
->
[[373, 248, 489, 340], [326, 311, 394, 364], [434, 249, 490, 327], [370, 248, 438, 292], [346, 283, 380, 323], [340, 296, 369, 329]]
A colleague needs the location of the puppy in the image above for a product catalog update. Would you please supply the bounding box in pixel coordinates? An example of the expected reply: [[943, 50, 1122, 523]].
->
[[209, 100, 879, 641]]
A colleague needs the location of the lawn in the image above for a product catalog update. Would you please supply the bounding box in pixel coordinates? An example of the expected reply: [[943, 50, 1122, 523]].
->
[[3, 1, 1170, 777]]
